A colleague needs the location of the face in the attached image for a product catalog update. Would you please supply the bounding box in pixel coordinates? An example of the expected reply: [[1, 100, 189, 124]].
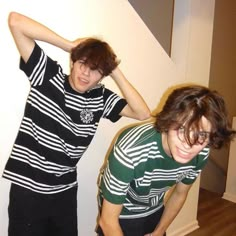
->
[[69, 60, 103, 93], [162, 116, 211, 164]]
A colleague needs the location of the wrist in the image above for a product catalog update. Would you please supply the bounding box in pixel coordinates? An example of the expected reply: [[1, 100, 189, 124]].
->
[[110, 67, 125, 81]]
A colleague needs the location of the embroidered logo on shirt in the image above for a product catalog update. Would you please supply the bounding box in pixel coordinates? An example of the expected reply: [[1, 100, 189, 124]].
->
[[80, 109, 94, 123]]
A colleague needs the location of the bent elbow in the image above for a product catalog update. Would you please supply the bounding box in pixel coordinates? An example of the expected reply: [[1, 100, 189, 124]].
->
[[8, 12, 19, 28], [137, 110, 151, 121], [8, 12, 25, 31]]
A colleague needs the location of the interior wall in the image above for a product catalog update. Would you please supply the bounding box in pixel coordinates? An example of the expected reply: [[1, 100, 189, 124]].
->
[[167, 1, 215, 235], [171, 0, 215, 87], [128, 0, 174, 55], [200, 0, 236, 193], [208, 0, 236, 119], [223, 117, 236, 203]]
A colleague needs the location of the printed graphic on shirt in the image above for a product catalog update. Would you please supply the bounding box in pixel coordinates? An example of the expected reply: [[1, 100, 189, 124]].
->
[[80, 109, 94, 124]]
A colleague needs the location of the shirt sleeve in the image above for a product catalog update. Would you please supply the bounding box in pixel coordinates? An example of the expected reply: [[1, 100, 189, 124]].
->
[[19, 43, 61, 87], [100, 134, 135, 204], [181, 147, 210, 185], [102, 88, 127, 122]]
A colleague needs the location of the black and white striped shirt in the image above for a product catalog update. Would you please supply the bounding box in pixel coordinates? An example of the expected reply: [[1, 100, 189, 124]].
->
[[3, 43, 127, 194]]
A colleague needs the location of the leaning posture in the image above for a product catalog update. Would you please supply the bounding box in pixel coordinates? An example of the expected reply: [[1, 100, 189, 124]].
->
[[97, 85, 236, 236]]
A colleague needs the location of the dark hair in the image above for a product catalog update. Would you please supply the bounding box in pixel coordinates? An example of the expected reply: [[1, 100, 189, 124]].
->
[[154, 85, 236, 148], [71, 38, 118, 77]]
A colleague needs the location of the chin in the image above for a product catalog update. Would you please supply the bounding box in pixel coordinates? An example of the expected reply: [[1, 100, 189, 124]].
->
[[173, 156, 193, 164], [73, 86, 87, 93]]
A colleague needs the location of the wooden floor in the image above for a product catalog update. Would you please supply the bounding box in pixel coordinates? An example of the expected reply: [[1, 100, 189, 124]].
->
[[185, 188, 236, 236]]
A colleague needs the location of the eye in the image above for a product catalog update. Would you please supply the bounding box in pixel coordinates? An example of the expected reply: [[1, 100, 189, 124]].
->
[[199, 131, 206, 138], [198, 131, 210, 144], [78, 60, 86, 69], [78, 59, 86, 64], [176, 126, 186, 142]]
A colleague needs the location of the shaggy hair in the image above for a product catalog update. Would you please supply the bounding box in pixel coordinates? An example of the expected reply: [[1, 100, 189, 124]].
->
[[154, 85, 236, 148], [71, 38, 118, 77]]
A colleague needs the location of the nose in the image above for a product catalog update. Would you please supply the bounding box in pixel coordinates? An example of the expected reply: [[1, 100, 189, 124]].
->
[[82, 66, 90, 76], [181, 139, 192, 150]]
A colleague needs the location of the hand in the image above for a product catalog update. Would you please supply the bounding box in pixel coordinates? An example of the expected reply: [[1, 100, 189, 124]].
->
[[72, 37, 89, 48]]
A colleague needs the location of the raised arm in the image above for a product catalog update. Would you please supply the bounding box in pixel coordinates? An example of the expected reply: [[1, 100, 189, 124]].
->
[[8, 12, 79, 63], [110, 67, 151, 121], [146, 182, 192, 236], [99, 199, 124, 236]]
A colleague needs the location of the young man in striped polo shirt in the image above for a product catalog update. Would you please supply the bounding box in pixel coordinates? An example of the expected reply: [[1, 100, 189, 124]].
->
[[3, 11, 150, 236], [97, 85, 236, 236]]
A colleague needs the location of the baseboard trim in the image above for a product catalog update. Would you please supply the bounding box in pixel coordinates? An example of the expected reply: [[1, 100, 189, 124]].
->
[[167, 220, 199, 236], [223, 192, 236, 203]]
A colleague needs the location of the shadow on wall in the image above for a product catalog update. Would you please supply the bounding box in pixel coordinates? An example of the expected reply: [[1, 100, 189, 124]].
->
[[128, 0, 174, 56]]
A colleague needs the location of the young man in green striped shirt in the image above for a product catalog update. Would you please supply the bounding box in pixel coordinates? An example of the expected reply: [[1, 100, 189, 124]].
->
[[97, 85, 236, 236]]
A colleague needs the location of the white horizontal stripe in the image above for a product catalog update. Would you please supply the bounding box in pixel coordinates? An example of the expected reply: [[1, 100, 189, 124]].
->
[[3, 170, 77, 194]]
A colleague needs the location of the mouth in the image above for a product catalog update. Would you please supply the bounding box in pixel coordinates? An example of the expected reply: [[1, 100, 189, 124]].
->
[[78, 77, 89, 85], [176, 147, 191, 160]]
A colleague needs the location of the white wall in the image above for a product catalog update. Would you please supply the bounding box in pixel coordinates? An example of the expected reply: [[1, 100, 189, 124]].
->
[[167, 1, 215, 235], [171, 0, 215, 86], [0, 0, 215, 235]]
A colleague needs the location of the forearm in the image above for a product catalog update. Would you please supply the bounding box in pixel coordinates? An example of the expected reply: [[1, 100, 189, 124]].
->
[[99, 199, 124, 236], [111, 67, 150, 120], [9, 12, 73, 52], [152, 184, 191, 236], [153, 194, 187, 235], [99, 218, 124, 236]]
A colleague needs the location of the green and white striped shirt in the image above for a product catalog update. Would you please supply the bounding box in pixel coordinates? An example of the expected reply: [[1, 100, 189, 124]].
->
[[99, 123, 209, 219]]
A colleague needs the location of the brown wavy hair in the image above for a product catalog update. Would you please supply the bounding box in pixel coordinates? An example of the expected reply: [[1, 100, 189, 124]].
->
[[71, 38, 118, 77], [154, 85, 236, 148]]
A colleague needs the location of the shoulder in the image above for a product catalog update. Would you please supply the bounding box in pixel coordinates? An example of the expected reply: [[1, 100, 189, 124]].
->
[[198, 147, 210, 161], [117, 123, 156, 148], [21, 43, 62, 75]]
